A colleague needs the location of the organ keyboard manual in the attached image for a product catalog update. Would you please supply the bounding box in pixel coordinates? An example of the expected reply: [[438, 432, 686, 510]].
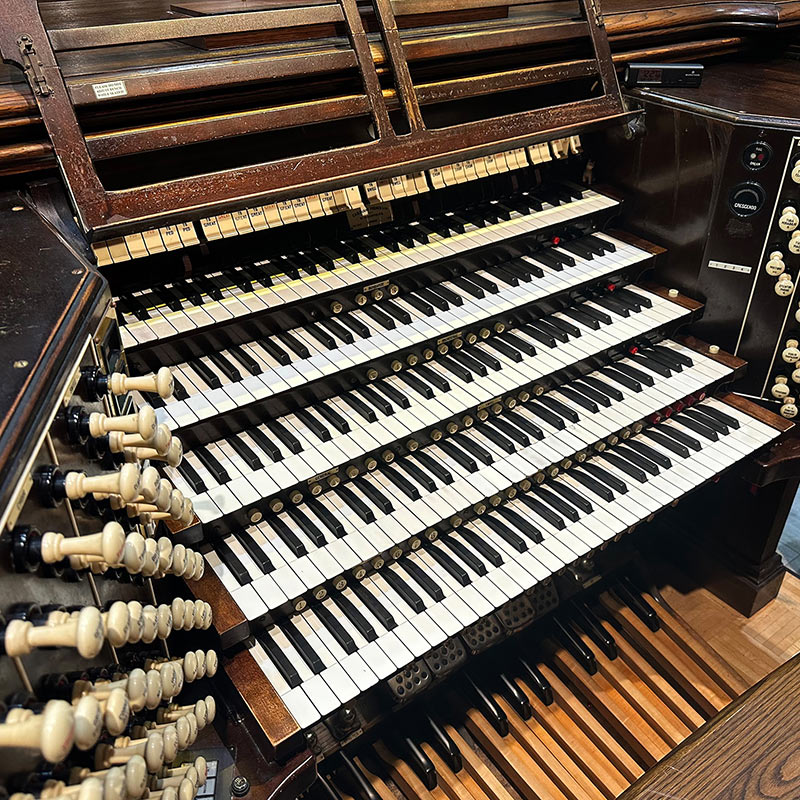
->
[[2, 1, 800, 800]]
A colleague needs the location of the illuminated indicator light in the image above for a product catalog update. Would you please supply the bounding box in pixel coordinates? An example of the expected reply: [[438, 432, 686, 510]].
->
[[629, 345, 639, 355], [552, 236, 561, 245], [608, 284, 617, 292], [663, 407, 673, 418]]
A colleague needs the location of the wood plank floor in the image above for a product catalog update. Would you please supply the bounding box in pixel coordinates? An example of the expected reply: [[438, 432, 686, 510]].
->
[[654, 571, 800, 688]]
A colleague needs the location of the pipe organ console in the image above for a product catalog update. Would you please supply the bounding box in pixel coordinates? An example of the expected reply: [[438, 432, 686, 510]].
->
[[1, 1, 800, 800]]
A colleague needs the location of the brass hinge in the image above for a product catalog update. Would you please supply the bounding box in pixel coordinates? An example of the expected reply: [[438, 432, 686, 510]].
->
[[587, 0, 605, 27], [18, 35, 53, 96]]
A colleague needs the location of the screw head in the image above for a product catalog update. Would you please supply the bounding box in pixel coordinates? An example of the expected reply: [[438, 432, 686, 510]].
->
[[231, 776, 250, 797]]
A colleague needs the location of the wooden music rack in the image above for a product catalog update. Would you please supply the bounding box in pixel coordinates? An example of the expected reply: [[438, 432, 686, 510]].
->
[[0, 0, 627, 239]]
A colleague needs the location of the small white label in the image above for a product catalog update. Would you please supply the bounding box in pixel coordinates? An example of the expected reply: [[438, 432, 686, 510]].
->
[[92, 80, 127, 100], [707, 259, 752, 274]]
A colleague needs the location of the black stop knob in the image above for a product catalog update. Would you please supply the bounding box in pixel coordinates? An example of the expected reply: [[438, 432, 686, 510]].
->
[[729, 182, 766, 217]]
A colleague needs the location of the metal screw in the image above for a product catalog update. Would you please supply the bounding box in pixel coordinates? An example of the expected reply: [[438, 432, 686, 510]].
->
[[231, 777, 250, 798]]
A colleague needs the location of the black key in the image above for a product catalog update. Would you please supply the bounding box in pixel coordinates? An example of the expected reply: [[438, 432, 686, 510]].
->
[[407, 224, 430, 244], [616, 446, 659, 476], [371, 380, 411, 408], [331, 592, 377, 641], [626, 439, 671, 468], [373, 231, 400, 252], [483, 336, 524, 362], [354, 477, 394, 514], [207, 351, 241, 382], [632, 353, 671, 378], [684, 407, 728, 435], [459, 527, 503, 567], [404, 293, 435, 316], [350, 582, 396, 631], [313, 604, 357, 654], [467, 271, 499, 294], [558, 386, 598, 414], [276, 331, 310, 359], [217, 539, 250, 585], [518, 657, 553, 705], [451, 350, 488, 377], [571, 381, 611, 408], [673, 413, 718, 441], [481, 516, 527, 552], [561, 307, 600, 330], [466, 346, 502, 372], [525, 401, 565, 430], [363, 305, 396, 330], [319, 317, 354, 344], [550, 481, 593, 514], [496, 506, 543, 543], [336, 486, 376, 523], [285, 506, 327, 547], [249, 427, 283, 462], [296, 408, 332, 442], [547, 248, 575, 268], [427, 545, 470, 586], [642, 429, 690, 458], [601, 366, 641, 392], [266, 419, 303, 454], [337, 313, 371, 339], [487, 416, 529, 447], [517, 493, 565, 530], [535, 318, 569, 343], [306, 498, 346, 538], [585, 233, 615, 253], [258, 336, 292, 366], [451, 276, 485, 299], [652, 343, 692, 367], [640, 347, 682, 373], [397, 370, 436, 400], [415, 451, 453, 484], [439, 355, 473, 383], [593, 294, 630, 318], [395, 457, 437, 493], [306, 322, 337, 350], [384, 567, 426, 613], [380, 466, 420, 500], [696, 404, 739, 429], [227, 435, 263, 470], [573, 602, 617, 660], [484, 264, 519, 287], [382, 299, 413, 323], [232, 529, 273, 574], [526, 251, 563, 272], [356, 385, 394, 416], [559, 239, 595, 260], [416, 364, 450, 392], [583, 374, 624, 401], [521, 323, 556, 348], [228, 344, 261, 375], [618, 576, 661, 631], [258, 630, 301, 688], [429, 284, 463, 307], [194, 445, 230, 483], [551, 617, 597, 675], [401, 559, 444, 601], [505, 410, 544, 439], [453, 432, 495, 464], [426, 716, 463, 773], [315, 401, 350, 434], [281, 619, 324, 674], [582, 462, 628, 493], [580, 303, 612, 325], [341, 392, 377, 423], [659, 424, 702, 452], [416, 286, 449, 311], [478, 424, 516, 454], [269, 516, 307, 557], [500, 331, 537, 356], [442, 536, 487, 576], [602, 453, 647, 483], [352, 237, 376, 259], [571, 469, 614, 501], [171, 376, 189, 401], [438, 439, 478, 472], [190, 358, 222, 389], [539, 395, 580, 423], [548, 316, 581, 338], [176, 458, 207, 494], [504, 260, 537, 281], [614, 362, 655, 387]]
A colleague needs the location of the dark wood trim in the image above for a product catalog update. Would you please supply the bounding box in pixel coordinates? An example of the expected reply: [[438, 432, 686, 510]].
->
[[675, 335, 748, 371], [721, 391, 795, 432], [642, 284, 703, 311], [189, 564, 249, 647]]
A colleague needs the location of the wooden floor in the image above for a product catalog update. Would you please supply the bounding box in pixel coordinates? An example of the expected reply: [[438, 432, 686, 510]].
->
[[654, 571, 800, 688]]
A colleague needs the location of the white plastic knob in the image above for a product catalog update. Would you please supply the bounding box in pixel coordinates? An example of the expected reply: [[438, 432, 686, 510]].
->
[[157, 538, 174, 573], [97, 730, 164, 772], [124, 424, 173, 456], [65, 464, 141, 503], [102, 601, 131, 647], [4, 606, 104, 658], [775, 278, 794, 297], [772, 382, 791, 399], [73, 694, 103, 749], [89, 407, 157, 439], [138, 467, 161, 503], [779, 206, 799, 231], [790, 231, 800, 255], [0, 699, 75, 763], [41, 522, 126, 565], [766, 258, 785, 276], [109, 368, 174, 399]]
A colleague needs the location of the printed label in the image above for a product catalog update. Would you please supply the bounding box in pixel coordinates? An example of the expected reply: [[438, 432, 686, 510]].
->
[[92, 80, 127, 99], [707, 260, 752, 274]]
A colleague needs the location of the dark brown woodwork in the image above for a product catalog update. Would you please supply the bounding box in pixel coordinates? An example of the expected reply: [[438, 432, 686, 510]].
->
[[622, 653, 800, 800], [188, 562, 250, 648], [224, 648, 305, 762], [676, 335, 748, 373]]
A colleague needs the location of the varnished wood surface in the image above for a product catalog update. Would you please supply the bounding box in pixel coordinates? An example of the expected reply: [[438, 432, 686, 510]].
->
[[722, 391, 795, 432], [622, 652, 800, 800], [189, 560, 248, 645], [657, 570, 800, 686]]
